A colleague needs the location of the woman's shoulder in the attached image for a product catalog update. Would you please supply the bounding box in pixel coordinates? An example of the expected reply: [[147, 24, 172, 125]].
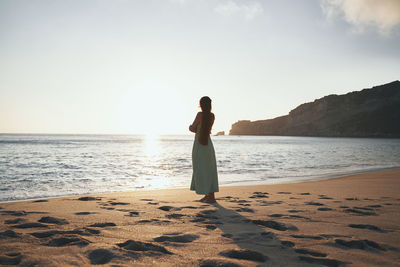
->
[[197, 112, 215, 119]]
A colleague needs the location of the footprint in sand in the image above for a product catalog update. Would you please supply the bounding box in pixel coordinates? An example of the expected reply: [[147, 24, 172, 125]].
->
[[0, 230, 20, 239], [74, 212, 97, 215], [295, 248, 327, 257], [252, 220, 298, 231], [158, 206, 182, 212], [153, 234, 199, 243], [366, 204, 382, 208], [287, 209, 304, 213], [199, 259, 241, 267], [12, 222, 48, 229], [281, 240, 295, 247], [46, 237, 90, 247], [107, 201, 130, 206], [88, 249, 115, 265], [125, 211, 139, 217], [1, 210, 28, 217], [77, 196, 101, 201], [4, 218, 26, 224], [268, 214, 307, 220], [32, 199, 48, 203], [31, 231, 70, 238], [353, 206, 374, 211], [30, 228, 100, 238], [117, 240, 173, 254], [230, 199, 252, 204], [165, 213, 185, 219], [249, 192, 269, 199], [137, 219, 171, 224], [0, 252, 22, 265], [235, 207, 254, 213], [318, 208, 333, 211], [318, 195, 333, 200], [219, 249, 268, 263], [298, 256, 346, 267], [345, 197, 359, 201], [334, 239, 386, 251], [259, 201, 283, 206], [269, 214, 285, 218], [343, 208, 378, 216], [190, 218, 206, 223], [194, 210, 219, 220], [305, 201, 325, 206], [320, 234, 351, 238], [348, 224, 387, 233], [116, 208, 131, 212], [38, 216, 69, 225], [206, 225, 217, 230], [290, 234, 323, 240], [217, 196, 233, 201], [84, 228, 101, 234], [88, 222, 116, 227], [181, 206, 198, 209]]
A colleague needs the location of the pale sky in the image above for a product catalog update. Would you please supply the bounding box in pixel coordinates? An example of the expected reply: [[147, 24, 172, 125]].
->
[[1, 0, 399, 134]]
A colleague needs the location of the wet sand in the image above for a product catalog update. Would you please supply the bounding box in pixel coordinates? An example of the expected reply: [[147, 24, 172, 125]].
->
[[0, 169, 399, 266]]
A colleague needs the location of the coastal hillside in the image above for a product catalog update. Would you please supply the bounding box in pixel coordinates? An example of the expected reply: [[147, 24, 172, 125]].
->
[[229, 81, 400, 137]]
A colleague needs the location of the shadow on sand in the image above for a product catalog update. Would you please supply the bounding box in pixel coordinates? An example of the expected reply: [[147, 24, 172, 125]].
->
[[198, 202, 346, 267]]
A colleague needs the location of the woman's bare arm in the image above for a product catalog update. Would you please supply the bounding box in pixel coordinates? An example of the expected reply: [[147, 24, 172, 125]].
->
[[189, 112, 201, 133]]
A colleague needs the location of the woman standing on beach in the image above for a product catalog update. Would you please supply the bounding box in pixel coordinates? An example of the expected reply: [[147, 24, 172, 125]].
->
[[189, 96, 219, 203]]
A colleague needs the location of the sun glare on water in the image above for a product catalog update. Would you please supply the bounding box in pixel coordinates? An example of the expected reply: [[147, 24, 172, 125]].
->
[[138, 133, 175, 189], [144, 133, 161, 157]]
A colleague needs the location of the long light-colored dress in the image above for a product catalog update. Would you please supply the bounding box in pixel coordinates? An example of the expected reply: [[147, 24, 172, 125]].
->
[[190, 124, 219, 194]]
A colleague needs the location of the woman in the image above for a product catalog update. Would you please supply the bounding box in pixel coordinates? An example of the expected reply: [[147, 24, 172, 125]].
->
[[189, 96, 219, 203]]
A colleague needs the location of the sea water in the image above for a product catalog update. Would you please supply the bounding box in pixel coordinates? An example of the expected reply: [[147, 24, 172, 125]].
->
[[1, 134, 400, 202]]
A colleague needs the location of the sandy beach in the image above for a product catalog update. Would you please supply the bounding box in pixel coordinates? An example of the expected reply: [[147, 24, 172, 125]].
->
[[0, 169, 399, 266]]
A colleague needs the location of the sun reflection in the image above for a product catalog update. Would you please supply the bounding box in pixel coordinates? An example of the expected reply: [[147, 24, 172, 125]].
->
[[144, 133, 161, 157], [141, 133, 170, 189]]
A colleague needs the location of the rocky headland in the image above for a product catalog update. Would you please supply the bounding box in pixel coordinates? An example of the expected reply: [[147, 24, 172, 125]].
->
[[229, 81, 400, 137]]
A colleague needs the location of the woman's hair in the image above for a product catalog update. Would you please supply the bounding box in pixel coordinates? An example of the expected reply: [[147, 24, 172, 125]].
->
[[199, 96, 212, 145]]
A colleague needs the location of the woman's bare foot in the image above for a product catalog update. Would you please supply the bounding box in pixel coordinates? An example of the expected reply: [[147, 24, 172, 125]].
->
[[199, 195, 208, 202], [204, 198, 216, 203], [203, 193, 216, 203]]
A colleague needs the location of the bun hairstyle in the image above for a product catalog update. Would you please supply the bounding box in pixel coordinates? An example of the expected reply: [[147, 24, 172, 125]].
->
[[199, 96, 212, 145]]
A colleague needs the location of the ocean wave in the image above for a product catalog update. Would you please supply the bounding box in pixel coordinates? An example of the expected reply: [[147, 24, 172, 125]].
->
[[1, 134, 400, 202]]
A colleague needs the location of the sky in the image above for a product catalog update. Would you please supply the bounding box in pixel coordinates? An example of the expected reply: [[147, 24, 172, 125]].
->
[[1, 0, 399, 135]]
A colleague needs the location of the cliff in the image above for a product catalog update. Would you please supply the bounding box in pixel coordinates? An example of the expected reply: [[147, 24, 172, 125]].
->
[[229, 81, 400, 137]]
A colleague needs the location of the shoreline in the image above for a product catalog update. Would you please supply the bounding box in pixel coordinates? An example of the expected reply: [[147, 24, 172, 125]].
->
[[1, 169, 399, 266], [2, 166, 400, 204]]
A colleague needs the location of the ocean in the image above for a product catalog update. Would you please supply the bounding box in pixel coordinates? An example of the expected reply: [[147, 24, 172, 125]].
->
[[1, 134, 400, 202]]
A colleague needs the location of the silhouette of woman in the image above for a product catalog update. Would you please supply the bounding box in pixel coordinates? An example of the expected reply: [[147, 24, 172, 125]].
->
[[189, 96, 219, 203]]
